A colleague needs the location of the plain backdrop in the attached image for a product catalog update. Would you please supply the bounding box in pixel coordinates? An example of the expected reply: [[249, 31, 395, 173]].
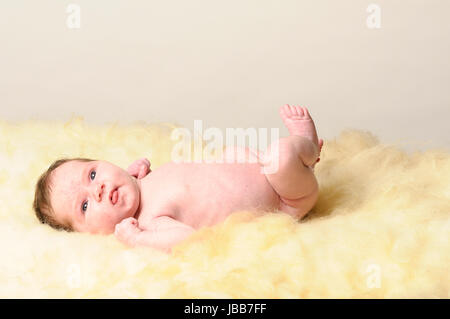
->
[[0, 0, 449, 153]]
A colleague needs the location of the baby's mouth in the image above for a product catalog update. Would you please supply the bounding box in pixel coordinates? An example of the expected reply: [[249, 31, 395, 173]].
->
[[110, 188, 119, 205]]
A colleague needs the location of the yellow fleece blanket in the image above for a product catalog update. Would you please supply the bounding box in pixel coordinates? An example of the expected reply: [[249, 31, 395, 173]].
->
[[0, 118, 448, 298]]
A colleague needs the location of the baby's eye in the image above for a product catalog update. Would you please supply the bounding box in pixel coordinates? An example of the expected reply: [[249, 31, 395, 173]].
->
[[81, 170, 96, 213]]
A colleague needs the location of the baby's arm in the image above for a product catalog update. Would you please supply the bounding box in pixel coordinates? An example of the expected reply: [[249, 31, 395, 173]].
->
[[114, 217, 195, 253]]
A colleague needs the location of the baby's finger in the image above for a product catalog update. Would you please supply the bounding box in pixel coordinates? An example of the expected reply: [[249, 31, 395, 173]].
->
[[118, 217, 134, 226], [125, 217, 138, 225]]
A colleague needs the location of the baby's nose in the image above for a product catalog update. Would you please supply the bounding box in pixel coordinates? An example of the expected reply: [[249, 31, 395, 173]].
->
[[93, 183, 105, 202]]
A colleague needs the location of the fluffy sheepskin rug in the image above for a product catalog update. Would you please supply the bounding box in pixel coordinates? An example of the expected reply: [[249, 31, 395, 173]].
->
[[0, 117, 448, 298]]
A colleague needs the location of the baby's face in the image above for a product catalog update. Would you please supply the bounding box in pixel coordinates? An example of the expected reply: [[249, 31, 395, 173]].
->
[[49, 160, 140, 234]]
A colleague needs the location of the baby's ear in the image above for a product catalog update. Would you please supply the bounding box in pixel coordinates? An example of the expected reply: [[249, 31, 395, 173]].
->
[[142, 158, 151, 173]]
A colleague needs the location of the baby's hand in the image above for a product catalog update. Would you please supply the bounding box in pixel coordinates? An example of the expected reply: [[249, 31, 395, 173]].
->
[[114, 217, 142, 247], [127, 158, 151, 179]]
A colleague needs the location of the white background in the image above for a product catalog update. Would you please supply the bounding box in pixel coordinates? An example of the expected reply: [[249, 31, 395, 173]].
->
[[0, 0, 449, 152]]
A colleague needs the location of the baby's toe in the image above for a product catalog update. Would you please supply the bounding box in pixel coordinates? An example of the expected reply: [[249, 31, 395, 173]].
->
[[288, 105, 297, 116], [294, 105, 305, 117], [279, 104, 292, 117], [289, 105, 297, 117], [301, 107, 312, 119]]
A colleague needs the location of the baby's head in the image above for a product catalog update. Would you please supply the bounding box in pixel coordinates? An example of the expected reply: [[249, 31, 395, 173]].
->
[[33, 158, 141, 235]]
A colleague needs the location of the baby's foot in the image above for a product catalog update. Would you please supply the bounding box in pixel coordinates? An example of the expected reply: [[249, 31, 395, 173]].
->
[[279, 105, 323, 168], [279, 104, 319, 146]]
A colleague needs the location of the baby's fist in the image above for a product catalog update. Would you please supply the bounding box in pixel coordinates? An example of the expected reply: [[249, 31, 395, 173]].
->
[[127, 158, 151, 179], [114, 217, 142, 247]]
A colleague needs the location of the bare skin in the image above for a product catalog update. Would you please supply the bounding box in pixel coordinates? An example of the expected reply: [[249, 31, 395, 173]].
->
[[49, 105, 323, 253]]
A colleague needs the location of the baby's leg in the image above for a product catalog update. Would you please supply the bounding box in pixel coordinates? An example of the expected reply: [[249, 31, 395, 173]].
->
[[261, 105, 322, 219]]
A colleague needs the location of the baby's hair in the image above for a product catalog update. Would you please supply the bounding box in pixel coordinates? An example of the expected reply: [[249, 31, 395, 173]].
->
[[33, 157, 95, 232]]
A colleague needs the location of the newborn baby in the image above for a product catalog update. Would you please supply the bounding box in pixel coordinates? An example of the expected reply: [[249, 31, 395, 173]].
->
[[33, 105, 323, 253]]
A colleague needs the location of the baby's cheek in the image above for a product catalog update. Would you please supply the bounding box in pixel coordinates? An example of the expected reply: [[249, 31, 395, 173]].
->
[[89, 211, 115, 234]]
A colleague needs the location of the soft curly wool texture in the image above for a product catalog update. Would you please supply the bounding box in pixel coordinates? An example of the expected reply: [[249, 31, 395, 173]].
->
[[0, 117, 448, 298]]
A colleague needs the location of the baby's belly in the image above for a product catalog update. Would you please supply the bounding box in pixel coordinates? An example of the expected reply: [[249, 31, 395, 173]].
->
[[171, 161, 280, 229]]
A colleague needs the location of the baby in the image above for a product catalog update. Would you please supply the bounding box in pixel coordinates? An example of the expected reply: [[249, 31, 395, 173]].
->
[[33, 105, 323, 253]]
